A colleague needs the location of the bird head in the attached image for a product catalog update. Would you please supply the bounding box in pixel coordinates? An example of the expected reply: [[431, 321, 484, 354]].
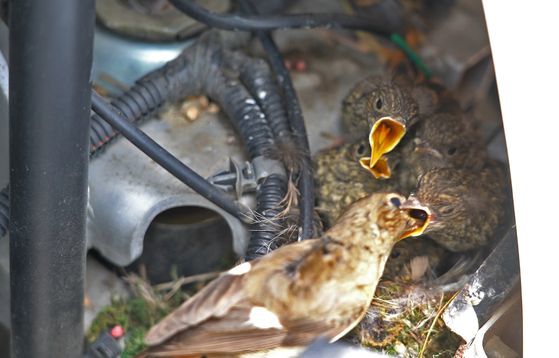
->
[[357, 84, 419, 179], [410, 113, 487, 173], [400, 169, 474, 239], [332, 193, 430, 247]]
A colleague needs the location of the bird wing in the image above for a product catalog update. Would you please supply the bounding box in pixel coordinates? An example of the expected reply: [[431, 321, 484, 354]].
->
[[144, 239, 365, 356], [144, 263, 250, 346]]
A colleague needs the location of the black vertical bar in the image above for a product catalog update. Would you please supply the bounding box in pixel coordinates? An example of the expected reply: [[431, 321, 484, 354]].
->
[[9, 0, 95, 356]]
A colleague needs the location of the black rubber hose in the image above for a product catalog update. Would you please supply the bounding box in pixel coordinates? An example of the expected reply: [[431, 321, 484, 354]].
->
[[169, 0, 402, 37], [91, 90, 252, 222], [224, 51, 292, 141], [245, 174, 287, 260], [0, 185, 8, 238], [239, 0, 315, 240], [89, 53, 184, 154]]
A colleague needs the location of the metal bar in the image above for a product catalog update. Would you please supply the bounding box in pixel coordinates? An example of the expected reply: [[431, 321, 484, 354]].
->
[[9, 0, 95, 356]]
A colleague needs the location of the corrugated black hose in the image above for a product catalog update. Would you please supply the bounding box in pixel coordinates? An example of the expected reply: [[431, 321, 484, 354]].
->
[[237, 0, 316, 240], [2, 32, 291, 260]]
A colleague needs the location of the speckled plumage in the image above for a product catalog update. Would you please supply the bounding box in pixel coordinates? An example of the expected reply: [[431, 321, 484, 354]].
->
[[341, 75, 421, 141], [395, 111, 488, 192], [408, 164, 507, 252], [142, 193, 424, 357], [313, 141, 399, 227]]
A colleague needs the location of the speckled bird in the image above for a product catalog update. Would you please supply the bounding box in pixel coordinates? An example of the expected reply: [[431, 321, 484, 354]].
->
[[395, 111, 488, 192], [341, 75, 448, 179], [401, 165, 508, 252], [140, 193, 426, 357], [313, 141, 399, 227]]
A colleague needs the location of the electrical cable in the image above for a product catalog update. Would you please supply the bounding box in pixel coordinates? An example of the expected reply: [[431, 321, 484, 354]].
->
[[170, 0, 431, 78], [169, 0, 401, 37], [238, 0, 315, 240], [91, 90, 251, 222]]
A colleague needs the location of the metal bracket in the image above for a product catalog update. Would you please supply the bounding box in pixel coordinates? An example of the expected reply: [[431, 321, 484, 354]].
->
[[208, 156, 286, 198]]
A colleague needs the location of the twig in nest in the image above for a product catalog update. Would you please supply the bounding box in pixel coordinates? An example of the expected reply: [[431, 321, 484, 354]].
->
[[123, 273, 160, 308], [153, 271, 220, 295], [418, 291, 460, 357]]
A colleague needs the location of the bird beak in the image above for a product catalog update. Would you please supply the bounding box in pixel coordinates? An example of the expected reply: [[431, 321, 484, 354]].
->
[[359, 117, 406, 179], [413, 139, 444, 159], [399, 196, 432, 239]]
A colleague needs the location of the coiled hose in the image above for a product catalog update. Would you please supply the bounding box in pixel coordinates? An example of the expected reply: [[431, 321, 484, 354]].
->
[[246, 174, 287, 260], [2, 31, 290, 260]]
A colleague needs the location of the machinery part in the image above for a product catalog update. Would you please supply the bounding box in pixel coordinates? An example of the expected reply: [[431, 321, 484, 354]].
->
[[85, 329, 123, 358], [127, 206, 236, 284], [442, 227, 520, 343], [9, 0, 95, 356], [169, 0, 402, 36], [0, 186, 6, 238], [92, 26, 189, 89], [87, 97, 250, 266], [92, 91, 250, 220], [96, 0, 230, 41], [245, 174, 288, 260], [208, 157, 285, 199]]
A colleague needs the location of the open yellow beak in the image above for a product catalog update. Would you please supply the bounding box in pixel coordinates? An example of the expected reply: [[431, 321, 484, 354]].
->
[[399, 197, 432, 239], [359, 117, 406, 179]]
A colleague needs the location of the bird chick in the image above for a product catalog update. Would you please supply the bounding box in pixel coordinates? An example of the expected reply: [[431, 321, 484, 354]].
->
[[401, 165, 507, 252], [396, 111, 488, 192], [341, 75, 419, 179], [341, 74, 450, 179], [141, 193, 427, 357], [313, 141, 399, 227], [382, 237, 447, 282]]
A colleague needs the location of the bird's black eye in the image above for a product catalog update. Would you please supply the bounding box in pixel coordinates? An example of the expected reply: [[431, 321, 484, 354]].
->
[[440, 206, 455, 215], [375, 97, 383, 110], [409, 209, 427, 221], [390, 251, 401, 259], [447, 147, 457, 155], [390, 197, 401, 207], [356, 143, 367, 156]]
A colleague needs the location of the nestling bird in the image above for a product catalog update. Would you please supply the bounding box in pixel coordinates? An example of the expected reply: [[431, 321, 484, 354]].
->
[[401, 165, 507, 252], [141, 193, 426, 357], [313, 140, 399, 227], [394, 111, 488, 192], [341, 75, 445, 179]]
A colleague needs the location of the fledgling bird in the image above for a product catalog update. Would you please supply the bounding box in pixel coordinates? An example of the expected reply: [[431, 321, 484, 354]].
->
[[401, 165, 507, 252], [341, 75, 446, 179], [313, 141, 399, 227], [394, 111, 488, 192], [141, 193, 426, 357]]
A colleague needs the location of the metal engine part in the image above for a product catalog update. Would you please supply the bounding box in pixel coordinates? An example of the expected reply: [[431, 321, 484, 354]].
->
[[86, 106, 250, 266], [96, 0, 230, 41]]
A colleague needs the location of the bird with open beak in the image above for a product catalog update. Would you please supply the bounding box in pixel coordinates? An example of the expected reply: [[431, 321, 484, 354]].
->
[[400, 165, 508, 252], [341, 75, 444, 179], [140, 193, 427, 357]]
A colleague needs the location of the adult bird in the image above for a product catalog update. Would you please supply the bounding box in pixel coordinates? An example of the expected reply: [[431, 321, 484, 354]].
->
[[141, 193, 427, 357]]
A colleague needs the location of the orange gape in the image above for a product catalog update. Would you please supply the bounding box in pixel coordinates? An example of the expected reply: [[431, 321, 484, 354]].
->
[[359, 117, 406, 179]]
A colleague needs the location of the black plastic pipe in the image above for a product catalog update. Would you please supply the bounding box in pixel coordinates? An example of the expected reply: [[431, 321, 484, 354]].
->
[[169, 0, 402, 36], [91, 91, 252, 222], [239, 0, 316, 240], [8, 0, 95, 356]]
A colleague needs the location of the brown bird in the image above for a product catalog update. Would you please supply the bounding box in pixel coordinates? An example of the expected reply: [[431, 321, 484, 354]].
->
[[394, 111, 488, 192], [141, 193, 426, 357], [400, 165, 507, 252], [341, 75, 445, 179], [313, 140, 399, 227]]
